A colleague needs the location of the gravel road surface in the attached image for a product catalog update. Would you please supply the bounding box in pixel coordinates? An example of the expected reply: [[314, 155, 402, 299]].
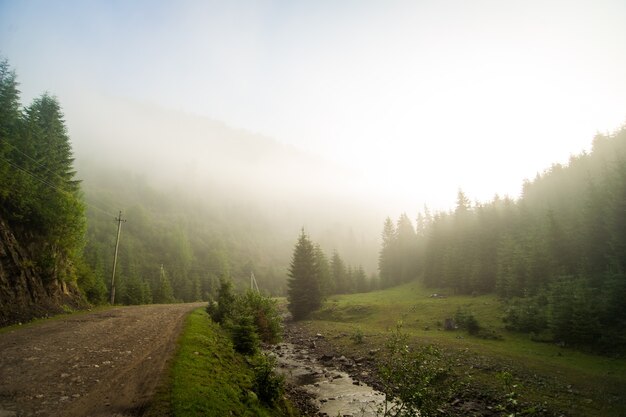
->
[[0, 303, 203, 417]]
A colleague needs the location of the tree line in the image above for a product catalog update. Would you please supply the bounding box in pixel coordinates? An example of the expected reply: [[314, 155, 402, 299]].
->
[[378, 127, 626, 352], [0, 59, 85, 286], [287, 229, 374, 319]]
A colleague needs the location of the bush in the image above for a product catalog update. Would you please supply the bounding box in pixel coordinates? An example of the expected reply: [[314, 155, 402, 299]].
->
[[377, 323, 451, 417], [208, 278, 282, 356], [454, 308, 480, 335], [230, 314, 260, 355], [208, 278, 237, 324], [252, 353, 285, 406], [503, 296, 548, 333], [350, 328, 364, 344], [237, 291, 282, 344]]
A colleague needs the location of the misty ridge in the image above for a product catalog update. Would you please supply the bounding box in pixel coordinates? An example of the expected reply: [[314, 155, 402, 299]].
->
[[64, 91, 384, 273]]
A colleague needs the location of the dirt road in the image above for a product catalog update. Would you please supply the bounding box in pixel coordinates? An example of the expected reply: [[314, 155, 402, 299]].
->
[[0, 303, 203, 417]]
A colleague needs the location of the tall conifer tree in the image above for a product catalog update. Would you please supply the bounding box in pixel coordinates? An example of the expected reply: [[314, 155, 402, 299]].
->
[[287, 229, 321, 320]]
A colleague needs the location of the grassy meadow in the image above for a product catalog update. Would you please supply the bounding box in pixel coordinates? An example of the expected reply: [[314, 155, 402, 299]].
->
[[302, 283, 626, 417]]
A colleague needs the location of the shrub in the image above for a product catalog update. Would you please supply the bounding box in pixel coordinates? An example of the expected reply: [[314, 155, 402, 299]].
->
[[208, 278, 237, 324], [252, 353, 285, 406], [350, 328, 364, 344], [230, 314, 260, 355], [503, 296, 548, 333], [377, 323, 451, 417], [454, 308, 480, 335], [237, 291, 282, 344]]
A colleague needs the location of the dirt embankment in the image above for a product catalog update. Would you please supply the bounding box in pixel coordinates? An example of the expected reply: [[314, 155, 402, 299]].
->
[[0, 303, 202, 417]]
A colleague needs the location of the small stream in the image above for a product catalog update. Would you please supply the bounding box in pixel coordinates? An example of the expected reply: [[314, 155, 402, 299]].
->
[[268, 342, 386, 417]]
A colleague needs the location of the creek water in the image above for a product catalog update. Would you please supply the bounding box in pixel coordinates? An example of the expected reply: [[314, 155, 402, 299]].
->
[[268, 342, 386, 417]]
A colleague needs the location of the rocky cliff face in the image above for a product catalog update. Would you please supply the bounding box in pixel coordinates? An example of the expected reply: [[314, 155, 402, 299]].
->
[[0, 218, 84, 326]]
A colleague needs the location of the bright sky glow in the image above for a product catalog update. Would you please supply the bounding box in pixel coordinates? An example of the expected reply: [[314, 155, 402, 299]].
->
[[1, 0, 625, 211]]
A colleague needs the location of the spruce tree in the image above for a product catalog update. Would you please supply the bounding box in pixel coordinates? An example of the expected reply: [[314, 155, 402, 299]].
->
[[378, 217, 397, 288], [314, 244, 332, 297], [287, 229, 321, 320], [330, 250, 347, 293], [396, 213, 419, 283]]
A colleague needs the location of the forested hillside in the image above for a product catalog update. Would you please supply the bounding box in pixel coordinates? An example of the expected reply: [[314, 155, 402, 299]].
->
[[379, 127, 626, 351], [78, 165, 292, 304], [67, 92, 382, 305]]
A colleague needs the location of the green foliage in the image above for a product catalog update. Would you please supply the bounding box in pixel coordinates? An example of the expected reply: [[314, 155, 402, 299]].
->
[[378, 126, 626, 352], [503, 296, 548, 333], [230, 314, 260, 355], [228, 290, 282, 355], [315, 244, 332, 297], [547, 277, 601, 347], [330, 250, 352, 294], [350, 327, 364, 344], [0, 59, 85, 285], [454, 308, 481, 335], [311, 284, 626, 417], [79, 163, 300, 305], [208, 279, 282, 355], [494, 371, 521, 414], [378, 214, 422, 289], [208, 278, 237, 324], [153, 267, 176, 304], [287, 229, 322, 320], [122, 274, 152, 305], [237, 290, 282, 344], [377, 323, 451, 417], [75, 258, 107, 304], [252, 353, 285, 406], [158, 309, 293, 417]]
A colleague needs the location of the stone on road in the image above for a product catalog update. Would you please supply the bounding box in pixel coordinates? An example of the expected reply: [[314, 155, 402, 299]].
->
[[0, 303, 203, 417]]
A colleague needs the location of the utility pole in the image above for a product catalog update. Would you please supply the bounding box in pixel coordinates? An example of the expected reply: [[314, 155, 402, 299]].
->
[[250, 271, 260, 293], [110, 211, 126, 305]]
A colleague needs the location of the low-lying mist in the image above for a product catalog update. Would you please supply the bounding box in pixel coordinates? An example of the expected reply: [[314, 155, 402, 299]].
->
[[65, 91, 385, 273]]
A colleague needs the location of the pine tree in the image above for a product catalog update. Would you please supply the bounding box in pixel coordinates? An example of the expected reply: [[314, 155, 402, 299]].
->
[[396, 213, 419, 284], [0, 58, 20, 155], [287, 229, 322, 320], [0, 59, 26, 211], [154, 266, 175, 304], [314, 244, 332, 297], [330, 250, 347, 294], [354, 265, 368, 293], [378, 217, 397, 288]]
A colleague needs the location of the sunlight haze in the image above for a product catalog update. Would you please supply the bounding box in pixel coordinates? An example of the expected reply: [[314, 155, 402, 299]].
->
[[1, 0, 625, 212]]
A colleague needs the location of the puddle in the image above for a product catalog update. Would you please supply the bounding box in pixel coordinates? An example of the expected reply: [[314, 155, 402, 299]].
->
[[269, 343, 386, 417]]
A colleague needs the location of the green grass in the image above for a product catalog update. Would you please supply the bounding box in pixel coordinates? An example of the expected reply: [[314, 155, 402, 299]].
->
[[305, 282, 626, 417], [148, 308, 295, 417]]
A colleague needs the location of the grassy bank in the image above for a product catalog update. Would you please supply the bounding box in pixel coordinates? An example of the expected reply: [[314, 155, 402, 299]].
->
[[148, 308, 296, 417], [304, 282, 626, 417]]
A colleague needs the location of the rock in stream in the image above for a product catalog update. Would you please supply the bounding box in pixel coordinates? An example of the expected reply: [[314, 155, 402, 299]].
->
[[269, 343, 386, 417]]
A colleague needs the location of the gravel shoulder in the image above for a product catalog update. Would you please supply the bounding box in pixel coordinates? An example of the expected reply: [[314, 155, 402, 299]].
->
[[0, 303, 203, 417]]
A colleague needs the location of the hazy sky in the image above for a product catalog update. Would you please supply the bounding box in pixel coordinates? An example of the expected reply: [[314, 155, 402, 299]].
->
[[1, 0, 625, 211]]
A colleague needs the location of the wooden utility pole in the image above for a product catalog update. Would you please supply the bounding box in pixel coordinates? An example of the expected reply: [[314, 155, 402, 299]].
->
[[250, 272, 260, 293], [110, 211, 126, 304]]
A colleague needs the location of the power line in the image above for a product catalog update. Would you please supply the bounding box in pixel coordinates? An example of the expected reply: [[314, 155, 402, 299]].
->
[[0, 138, 119, 216], [0, 153, 117, 218], [0, 138, 68, 185]]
